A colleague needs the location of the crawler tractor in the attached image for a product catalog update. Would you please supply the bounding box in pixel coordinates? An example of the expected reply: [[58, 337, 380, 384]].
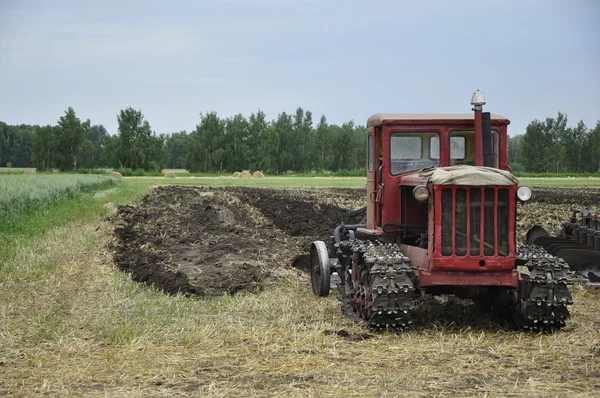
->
[[310, 91, 573, 331]]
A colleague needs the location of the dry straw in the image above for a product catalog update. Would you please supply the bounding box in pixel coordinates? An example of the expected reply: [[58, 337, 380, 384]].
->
[[252, 171, 264, 178], [232, 171, 241, 178], [24, 170, 36, 175], [239, 171, 252, 179], [164, 171, 176, 179], [110, 172, 123, 180]]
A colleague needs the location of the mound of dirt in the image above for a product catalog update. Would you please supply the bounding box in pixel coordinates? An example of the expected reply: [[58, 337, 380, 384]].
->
[[112, 186, 363, 298]]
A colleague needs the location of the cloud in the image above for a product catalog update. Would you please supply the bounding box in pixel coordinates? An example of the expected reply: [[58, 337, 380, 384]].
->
[[0, 22, 203, 68]]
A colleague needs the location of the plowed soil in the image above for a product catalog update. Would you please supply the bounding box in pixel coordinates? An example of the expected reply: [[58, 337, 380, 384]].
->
[[112, 186, 600, 297], [113, 186, 363, 297]]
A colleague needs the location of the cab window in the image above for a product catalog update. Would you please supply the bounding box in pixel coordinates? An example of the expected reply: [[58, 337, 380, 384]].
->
[[431, 136, 466, 160], [390, 132, 440, 174], [449, 130, 499, 167]]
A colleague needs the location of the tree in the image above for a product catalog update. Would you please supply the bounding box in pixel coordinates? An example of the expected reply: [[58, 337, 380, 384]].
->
[[187, 112, 225, 172], [272, 112, 293, 173], [225, 114, 250, 171], [114, 107, 163, 170], [164, 131, 189, 169], [55, 107, 91, 171], [88, 125, 109, 168], [521, 120, 552, 172], [589, 121, 600, 173], [32, 125, 58, 170], [247, 110, 267, 171], [507, 134, 525, 172]]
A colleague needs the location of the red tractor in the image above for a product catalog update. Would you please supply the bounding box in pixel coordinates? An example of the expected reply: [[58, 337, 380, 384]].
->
[[310, 91, 573, 331]]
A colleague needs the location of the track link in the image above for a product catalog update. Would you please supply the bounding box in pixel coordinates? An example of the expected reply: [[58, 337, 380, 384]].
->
[[338, 240, 416, 332], [517, 245, 574, 331]]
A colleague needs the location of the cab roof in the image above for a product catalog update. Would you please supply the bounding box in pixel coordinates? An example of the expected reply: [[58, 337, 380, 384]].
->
[[367, 113, 510, 128]]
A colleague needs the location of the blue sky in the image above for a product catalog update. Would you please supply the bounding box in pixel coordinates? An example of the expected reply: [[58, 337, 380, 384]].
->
[[0, 0, 598, 136]]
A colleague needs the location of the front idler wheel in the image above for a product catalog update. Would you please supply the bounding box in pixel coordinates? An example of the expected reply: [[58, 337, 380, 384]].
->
[[310, 241, 331, 296]]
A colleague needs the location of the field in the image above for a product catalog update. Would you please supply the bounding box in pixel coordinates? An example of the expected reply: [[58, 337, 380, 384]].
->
[[0, 174, 115, 223], [1, 176, 600, 397]]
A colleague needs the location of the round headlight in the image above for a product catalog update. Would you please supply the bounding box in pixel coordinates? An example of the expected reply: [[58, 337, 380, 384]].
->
[[413, 185, 429, 202], [517, 185, 532, 202]]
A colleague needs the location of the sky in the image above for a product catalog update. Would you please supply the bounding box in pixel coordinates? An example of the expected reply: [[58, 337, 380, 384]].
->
[[0, 0, 598, 137]]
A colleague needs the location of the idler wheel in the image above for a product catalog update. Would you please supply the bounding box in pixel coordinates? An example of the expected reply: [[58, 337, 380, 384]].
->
[[310, 241, 331, 296]]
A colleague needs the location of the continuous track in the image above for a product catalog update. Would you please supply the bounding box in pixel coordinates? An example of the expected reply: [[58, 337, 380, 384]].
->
[[334, 240, 574, 332], [516, 245, 574, 331], [338, 240, 416, 331]]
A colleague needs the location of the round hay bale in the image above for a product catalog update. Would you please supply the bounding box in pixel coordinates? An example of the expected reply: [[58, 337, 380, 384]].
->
[[164, 171, 176, 179], [252, 171, 264, 178], [24, 170, 36, 175], [110, 171, 123, 180], [238, 171, 252, 179], [232, 171, 241, 178]]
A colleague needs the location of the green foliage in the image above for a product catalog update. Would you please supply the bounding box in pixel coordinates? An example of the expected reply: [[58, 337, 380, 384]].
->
[[512, 115, 599, 173], [54, 107, 91, 171], [111, 107, 164, 171], [1, 122, 36, 168], [3, 109, 598, 175], [6, 162, 12, 168], [186, 108, 367, 174], [0, 174, 115, 225], [32, 125, 58, 170], [164, 131, 189, 169]]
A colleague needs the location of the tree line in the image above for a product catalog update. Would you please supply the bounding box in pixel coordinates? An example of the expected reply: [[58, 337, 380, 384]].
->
[[2, 108, 599, 174], [0, 107, 367, 174], [508, 113, 600, 173]]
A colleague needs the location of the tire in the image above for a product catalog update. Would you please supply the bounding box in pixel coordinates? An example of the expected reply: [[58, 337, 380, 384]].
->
[[310, 241, 331, 297]]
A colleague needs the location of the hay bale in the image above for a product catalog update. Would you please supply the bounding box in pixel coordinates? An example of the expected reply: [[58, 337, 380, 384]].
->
[[110, 171, 123, 180], [232, 171, 241, 178], [164, 171, 176, 179], [24, 170, 36, 175], [252, 171, 264, 178], [238, 171, 252, 179]]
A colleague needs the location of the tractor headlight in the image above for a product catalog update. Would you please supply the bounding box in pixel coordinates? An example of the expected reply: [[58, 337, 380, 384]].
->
[[517, 185, 532, 202], [413, 185, 429, 202]]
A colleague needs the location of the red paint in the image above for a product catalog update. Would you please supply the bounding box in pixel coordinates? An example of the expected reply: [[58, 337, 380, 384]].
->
[[364, 114, 519, 289]]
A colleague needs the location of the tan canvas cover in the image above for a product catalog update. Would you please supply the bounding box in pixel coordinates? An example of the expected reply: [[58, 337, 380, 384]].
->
[[419, 165, 518, 186]]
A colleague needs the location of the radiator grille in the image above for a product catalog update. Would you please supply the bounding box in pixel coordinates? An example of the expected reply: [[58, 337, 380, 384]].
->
[[441, 187, 509, 257]]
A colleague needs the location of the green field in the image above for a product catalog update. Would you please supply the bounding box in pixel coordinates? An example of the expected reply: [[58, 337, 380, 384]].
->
[[1, 175, 599, 397], [0, 174, 116, 224]]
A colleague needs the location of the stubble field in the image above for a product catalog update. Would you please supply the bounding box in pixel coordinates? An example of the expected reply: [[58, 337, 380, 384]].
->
[[1, 177, 600, 397]]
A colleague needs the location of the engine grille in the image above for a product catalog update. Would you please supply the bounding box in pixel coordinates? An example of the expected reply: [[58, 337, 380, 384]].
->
[[441, 187, 509, 257]]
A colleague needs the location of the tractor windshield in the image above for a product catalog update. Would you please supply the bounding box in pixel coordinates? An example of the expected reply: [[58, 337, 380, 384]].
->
[[390, 132, 440, 174], [448, 130, 499, 167]]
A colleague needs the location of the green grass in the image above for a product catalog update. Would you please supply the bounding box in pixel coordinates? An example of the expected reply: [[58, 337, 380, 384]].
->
[[518, 177, 600, 187], [0, 174, 117, 223], [0, 175, 144, 274], [0, 167, 36, 173]]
